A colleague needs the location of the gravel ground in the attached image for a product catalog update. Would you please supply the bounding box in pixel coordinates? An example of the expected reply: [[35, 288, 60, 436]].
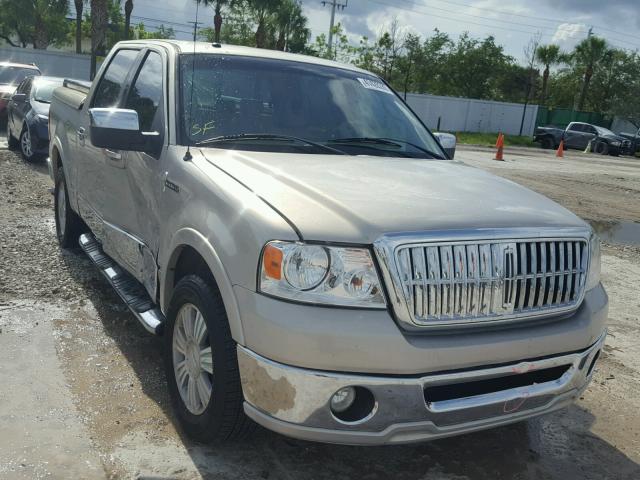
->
[[0, 138, 639, 479]]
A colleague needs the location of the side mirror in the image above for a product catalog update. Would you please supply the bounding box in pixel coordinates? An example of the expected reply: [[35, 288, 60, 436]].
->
[[89, 108, 160, 152], [12, 93, 26, 103], [433, 132, 457, 159]]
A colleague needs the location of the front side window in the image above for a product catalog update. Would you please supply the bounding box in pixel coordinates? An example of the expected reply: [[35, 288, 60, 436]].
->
[[92, 49, 140, 108], [179, 55, 444, 158], [125, 51, 163, 131]]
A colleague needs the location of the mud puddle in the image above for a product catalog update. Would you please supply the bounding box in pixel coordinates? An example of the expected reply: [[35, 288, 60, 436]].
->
[[590, 220, 640, 246]]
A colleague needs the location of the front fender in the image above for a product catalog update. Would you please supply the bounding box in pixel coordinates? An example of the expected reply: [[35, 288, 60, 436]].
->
[[161, 227, 245, 345]]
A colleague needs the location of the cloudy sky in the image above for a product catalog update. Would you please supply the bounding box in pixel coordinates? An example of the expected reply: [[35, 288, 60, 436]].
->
[[129, 0, 640, 62]]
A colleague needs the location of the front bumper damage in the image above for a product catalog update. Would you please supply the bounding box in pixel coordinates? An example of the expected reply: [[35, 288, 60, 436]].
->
[[238, 330, 606, 445]]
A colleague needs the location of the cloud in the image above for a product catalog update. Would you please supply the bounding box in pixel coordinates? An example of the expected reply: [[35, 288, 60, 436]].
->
[[551, 23, 589, 50]]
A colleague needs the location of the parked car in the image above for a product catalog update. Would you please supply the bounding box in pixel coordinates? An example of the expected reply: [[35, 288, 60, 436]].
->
[[0, 62, 41, 124], [6, 76, 67, 160], [49, 41, 606, 446], [617, 127, 640, 156], [534, 121, 632, 156]]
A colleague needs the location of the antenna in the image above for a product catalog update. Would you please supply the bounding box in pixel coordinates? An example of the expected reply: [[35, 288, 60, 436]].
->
[[184, 2, 200, 162]]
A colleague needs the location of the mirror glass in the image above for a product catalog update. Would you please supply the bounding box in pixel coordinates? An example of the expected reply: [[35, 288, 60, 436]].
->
[[89, 108, 140, 131]]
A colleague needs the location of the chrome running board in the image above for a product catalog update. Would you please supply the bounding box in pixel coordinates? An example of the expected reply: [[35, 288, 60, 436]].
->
[[79, 233, 164, 335]]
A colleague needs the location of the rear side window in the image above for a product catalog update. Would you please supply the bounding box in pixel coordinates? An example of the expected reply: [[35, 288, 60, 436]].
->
[[92, 49, 139, 108], [567, 123, 582, 132], [125, 51, 164, 131]]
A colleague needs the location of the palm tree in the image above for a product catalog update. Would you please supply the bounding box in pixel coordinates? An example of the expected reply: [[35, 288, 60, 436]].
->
[[535, 44, 561, 106], [248, 0, 280, 48], [90, 0, 109, 79], [274, 0, 307, 51], [124, 0, 133, 40], [572, 36, 609, 111], [74, 0, 85, 53], [196, 0, 229, 43]]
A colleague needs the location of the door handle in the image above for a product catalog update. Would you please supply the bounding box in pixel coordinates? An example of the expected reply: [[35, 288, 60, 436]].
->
[[104, 149, 122, 161]]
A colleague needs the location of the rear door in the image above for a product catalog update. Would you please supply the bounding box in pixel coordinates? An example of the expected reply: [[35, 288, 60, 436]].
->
[[564, 123, 586, 149], [77, 48, 141, 240], [8, 77, 32, 135]]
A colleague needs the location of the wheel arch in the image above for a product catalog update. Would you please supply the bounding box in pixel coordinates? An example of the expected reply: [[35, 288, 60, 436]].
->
[[162, 228, 244, 345]]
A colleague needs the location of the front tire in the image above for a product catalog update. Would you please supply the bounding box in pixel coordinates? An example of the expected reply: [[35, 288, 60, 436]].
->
[[54, 166, 84, 248], [164, 275, 254, 443], [20, 126, 37, 161]]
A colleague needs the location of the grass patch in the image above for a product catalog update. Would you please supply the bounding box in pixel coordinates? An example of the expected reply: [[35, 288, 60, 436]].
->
[[454, 132, 537, 148]]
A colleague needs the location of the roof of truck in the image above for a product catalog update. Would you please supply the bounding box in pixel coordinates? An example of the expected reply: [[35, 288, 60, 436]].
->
[[114, 40, 371, 75], [0, 61, 40, 70]]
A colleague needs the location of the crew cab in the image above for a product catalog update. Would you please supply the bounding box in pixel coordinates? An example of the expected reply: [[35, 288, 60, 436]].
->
[[534, 121, 631, 156], [48, 41, 607, 445]]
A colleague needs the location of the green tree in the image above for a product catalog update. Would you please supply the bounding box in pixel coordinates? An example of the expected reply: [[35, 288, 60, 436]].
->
[[133, 22, 175, 39], [571, 36, 610, 111], [274, 0, 309, 52], [0, 0, 70, 49], [74, 0, 86, 53], [90, 0, 109, 79], [124, 0, 133, 40], [535, 44, 561, 106], [195, 0, 232, 44]]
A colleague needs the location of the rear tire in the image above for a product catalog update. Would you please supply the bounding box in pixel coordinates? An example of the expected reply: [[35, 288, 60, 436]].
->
[[54, 166, 84, 249], [541, 137, 554, 150], [594, 141, 609, 156], [164, 275, 254, 443]]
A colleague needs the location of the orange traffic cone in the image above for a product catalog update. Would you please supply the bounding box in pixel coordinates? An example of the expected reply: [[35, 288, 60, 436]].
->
[[494, 133, 504, 161], [556, 139, 564, 158]]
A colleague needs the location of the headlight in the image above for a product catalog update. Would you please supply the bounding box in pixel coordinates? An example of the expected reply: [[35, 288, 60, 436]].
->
[[259, 241, 386, 308], [586, 233, 601, 290], [611, 141, 621, 147]]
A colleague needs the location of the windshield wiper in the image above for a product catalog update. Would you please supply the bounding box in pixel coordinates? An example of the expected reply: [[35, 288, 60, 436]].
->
[[328, 137, 443, 159], [196, 133, 346, 155]]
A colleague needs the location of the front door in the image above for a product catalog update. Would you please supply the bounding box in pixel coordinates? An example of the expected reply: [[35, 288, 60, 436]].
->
[[110, 49, 167, 297]]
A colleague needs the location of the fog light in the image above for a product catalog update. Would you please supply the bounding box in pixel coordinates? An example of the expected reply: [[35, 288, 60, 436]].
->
[[330, 387, 356, 413]]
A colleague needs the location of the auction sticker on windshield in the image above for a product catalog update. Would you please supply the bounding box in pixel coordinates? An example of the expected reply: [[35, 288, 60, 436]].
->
[[357, 78, 393, 94]]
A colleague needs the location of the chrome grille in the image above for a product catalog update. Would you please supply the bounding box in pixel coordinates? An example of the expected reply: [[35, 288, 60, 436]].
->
[[395, 239, 588, 326]]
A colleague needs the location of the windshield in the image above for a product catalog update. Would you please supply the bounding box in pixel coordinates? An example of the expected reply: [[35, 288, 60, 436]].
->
[[179, 55, 444, 158], [0, 66, 39, 85], [595, 126, 615, 136], [32, 79, 64, 103]]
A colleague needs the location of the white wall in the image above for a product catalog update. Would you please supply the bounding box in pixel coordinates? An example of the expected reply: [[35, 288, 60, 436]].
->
[[0, 46, 93, 80], [406, 93, 539, 136]]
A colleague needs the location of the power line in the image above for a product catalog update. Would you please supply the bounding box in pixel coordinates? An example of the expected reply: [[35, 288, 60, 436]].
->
[[414, 0, 640, 43], [321, 0, 348, 58]]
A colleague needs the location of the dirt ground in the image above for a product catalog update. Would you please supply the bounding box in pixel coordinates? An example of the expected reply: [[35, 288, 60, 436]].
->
[[0, 137, 639, 480]]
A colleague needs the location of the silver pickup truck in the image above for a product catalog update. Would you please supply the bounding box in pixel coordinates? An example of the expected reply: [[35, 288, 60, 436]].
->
[[48, 40, 607, 445]]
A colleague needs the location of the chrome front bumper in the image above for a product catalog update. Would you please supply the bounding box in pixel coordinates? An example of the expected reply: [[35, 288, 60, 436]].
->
[[238, 330, 606, 445]]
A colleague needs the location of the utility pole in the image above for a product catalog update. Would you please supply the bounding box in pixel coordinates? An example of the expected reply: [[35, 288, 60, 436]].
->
[[321, 0, 348, 59]]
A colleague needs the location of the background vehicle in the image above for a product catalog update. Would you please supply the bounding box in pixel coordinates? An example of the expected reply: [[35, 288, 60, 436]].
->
[[6, 76, 67, 161], [534, 121, 632, 156], [0, 62, 41, 124], [49, 41, 607, 446]]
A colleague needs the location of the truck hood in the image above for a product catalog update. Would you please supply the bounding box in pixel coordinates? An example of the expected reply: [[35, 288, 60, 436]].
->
[[199, 149, 587, 243]]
